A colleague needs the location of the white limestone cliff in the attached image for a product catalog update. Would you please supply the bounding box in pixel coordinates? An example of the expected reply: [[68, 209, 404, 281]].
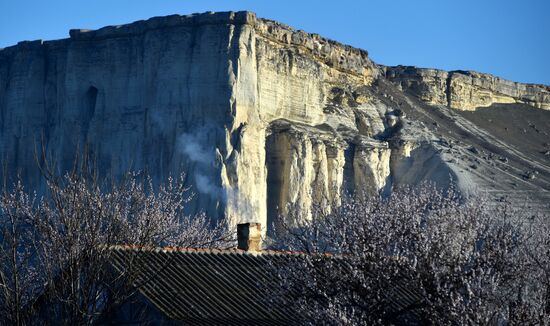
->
[[385, 66, 550, 111], [1, 11, 549, 233]]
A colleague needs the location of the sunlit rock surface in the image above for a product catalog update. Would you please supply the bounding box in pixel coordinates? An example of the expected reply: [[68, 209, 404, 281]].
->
[[1, 11, 549, 232], [385, 66, 550, 110]]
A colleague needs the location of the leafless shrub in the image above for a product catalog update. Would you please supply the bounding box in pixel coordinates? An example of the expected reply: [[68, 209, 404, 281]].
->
[[269, 184, 550, 325], [0, 168, 233, 325], [0, 182, 42, 325]]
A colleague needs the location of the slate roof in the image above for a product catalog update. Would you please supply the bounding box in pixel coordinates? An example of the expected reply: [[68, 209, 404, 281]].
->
[[109, 246, 302, 325]]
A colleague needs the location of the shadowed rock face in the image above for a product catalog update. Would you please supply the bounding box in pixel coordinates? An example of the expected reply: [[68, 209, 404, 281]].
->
[[1, 11, 549, 232]]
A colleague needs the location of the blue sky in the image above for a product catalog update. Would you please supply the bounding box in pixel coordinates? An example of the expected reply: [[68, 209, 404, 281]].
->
[[1, 0, 548, 85]]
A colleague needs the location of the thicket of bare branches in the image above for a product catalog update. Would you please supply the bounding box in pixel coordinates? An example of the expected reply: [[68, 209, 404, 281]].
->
[[0, 182, 41, 326], [270, 185, 550, 325], [0, 169, 233, 325]]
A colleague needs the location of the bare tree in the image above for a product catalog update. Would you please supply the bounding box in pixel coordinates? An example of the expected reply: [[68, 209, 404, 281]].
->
[[269, 185, 550, 325], [0, 182, 42, 326], [0, 168, 234, 325]]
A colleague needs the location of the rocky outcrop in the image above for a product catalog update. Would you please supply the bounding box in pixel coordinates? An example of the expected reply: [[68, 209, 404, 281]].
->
[[0, 11, 395, 232], [385, 66, 550, 110], [1, 11, 549, 233]]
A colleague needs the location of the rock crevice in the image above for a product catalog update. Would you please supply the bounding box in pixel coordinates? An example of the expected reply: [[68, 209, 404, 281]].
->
[[1, 11, 549, 233]]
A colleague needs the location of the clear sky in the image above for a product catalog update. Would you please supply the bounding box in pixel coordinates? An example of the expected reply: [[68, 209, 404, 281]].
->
[[1, 0, 548, 85]]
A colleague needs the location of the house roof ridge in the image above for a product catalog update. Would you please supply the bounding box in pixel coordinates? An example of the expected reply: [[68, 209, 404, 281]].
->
[[108, 244, 309, 256]]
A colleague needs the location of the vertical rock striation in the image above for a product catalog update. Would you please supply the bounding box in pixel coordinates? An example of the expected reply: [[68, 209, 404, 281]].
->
[[2, 11, 549, 232]]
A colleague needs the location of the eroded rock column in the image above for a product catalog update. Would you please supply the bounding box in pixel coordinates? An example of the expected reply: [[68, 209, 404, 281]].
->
[[353, 143, 391, 198]]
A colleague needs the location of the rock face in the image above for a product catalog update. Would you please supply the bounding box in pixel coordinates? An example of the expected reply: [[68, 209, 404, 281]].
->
[[1, 11, 549, 233], [385, 66, 550, 110]]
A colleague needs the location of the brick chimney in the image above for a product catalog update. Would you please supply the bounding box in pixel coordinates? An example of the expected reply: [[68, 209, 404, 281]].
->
[[237, 223, 262, 252]]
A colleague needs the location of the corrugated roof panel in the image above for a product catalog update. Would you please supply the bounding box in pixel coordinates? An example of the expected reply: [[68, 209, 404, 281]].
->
[[110, 247, 302, 324], [109, 247, 423, 324]]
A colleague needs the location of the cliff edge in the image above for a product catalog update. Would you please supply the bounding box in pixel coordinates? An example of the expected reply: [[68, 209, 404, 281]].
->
[[1, 11, 548, 232]]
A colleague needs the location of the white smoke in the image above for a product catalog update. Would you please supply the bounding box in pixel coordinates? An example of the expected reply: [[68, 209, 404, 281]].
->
[[195, 173, 224, 199], [177, 125, 256, 221], [225, 187, 256, 222], [177, 131, 215, 165], [177, 126, 220, 200]]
